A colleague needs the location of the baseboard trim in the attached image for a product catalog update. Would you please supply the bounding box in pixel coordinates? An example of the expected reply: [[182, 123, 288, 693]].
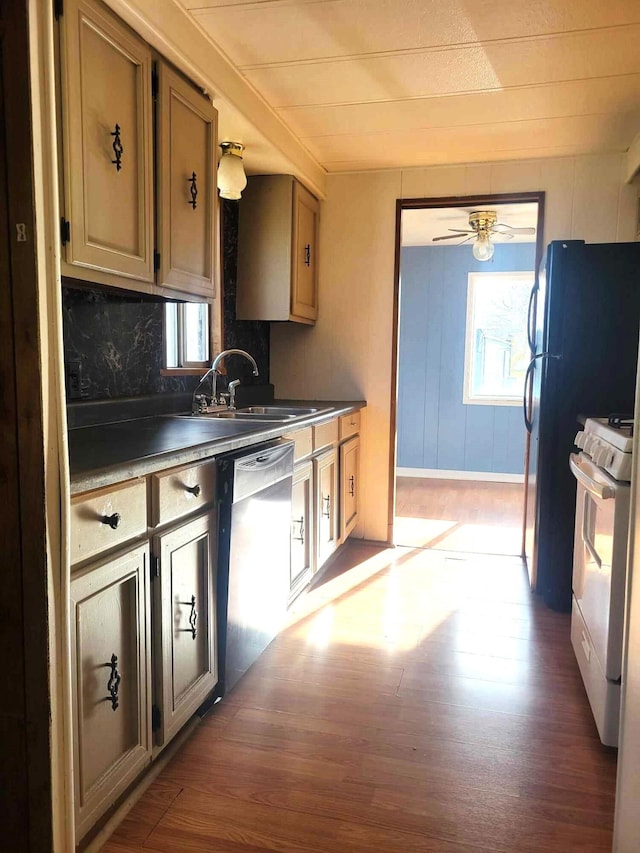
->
[[396, 467, 524, 484]]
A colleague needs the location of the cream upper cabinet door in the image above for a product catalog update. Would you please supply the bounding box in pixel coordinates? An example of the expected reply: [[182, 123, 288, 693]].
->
[[153, 511, 217, 749], [291, 181, 319, 322], [59, 0, 154, 285], [156, 62, 217, 299], [70, 543, 152, 840]]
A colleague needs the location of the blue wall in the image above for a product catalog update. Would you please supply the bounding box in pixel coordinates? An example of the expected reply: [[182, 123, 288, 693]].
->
[[397, 243, 536, 475]]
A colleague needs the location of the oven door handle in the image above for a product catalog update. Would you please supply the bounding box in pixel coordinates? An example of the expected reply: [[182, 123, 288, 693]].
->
[[569, 453, 615, 500]]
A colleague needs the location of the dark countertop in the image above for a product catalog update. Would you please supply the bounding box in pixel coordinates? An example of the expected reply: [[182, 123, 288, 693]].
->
[[69, 400, 365, 495]]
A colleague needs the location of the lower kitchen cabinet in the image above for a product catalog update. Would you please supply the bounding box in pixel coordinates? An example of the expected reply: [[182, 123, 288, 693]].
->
[[340, 434, 360, 540], [70, 543, 152, 840], [314, 446, 339, 570], [152, 510, 218, 748], [290, 460, 314, 601]]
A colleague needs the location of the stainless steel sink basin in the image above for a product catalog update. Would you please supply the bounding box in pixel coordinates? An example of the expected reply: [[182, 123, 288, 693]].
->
[[210, 411, 295, 421], [236, 406, 323, 416], [176, 404, 334, 422]]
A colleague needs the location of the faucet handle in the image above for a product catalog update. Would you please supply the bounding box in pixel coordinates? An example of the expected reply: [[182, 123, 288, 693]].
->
[[228, 379, 241, 410]]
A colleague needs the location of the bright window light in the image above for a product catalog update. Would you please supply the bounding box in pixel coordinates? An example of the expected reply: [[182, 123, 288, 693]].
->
[[165, 302, 210, 368], [463, 271, 534, 406]]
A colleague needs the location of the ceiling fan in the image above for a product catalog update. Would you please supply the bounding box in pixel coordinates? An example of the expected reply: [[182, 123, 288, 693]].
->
[[432, 210, 536, 261]]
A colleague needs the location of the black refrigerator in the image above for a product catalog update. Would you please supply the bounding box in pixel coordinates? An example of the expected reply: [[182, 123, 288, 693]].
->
[[523, 240, 640, 612]]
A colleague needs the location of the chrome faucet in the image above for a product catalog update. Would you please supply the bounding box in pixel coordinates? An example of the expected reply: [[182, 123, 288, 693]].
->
[[191, 349, 259, 414]]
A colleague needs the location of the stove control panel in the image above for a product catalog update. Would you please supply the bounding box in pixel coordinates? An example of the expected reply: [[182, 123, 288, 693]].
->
[[574, 430, 632, 481]]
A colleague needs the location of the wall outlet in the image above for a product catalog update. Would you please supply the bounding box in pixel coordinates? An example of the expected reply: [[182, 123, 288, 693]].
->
[[65, 360, 83, 400]]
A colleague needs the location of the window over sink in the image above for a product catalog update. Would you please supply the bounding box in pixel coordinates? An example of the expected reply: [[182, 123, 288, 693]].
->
[[165, 302, 210, 369]]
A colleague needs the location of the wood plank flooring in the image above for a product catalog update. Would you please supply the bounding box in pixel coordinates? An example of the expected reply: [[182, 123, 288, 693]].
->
[[395, 477, 524, 555], [103, 540, 616, 853]]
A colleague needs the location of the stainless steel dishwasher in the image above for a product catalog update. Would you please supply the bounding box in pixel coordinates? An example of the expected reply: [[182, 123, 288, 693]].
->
[[216, 439, 294, 695]]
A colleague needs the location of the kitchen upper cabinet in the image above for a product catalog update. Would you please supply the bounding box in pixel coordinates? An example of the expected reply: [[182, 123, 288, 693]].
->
[[237, 175, 320, 324], [340, 435, 360, 540], [152, 511, 217, 749], [156, 62, 217, 300], [70, 543, 152, 840], [59, 0, 154, 288]]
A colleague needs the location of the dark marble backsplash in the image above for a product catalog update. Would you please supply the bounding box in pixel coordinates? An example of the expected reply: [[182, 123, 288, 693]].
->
[[62, 199, 270, 402]]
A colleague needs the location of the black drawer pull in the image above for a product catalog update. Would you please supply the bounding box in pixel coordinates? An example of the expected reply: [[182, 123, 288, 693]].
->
[[107, 653, 121, 711], [101, 512, 121, 530], [349, 475, 355, 497], [185, 484, 201, 497]]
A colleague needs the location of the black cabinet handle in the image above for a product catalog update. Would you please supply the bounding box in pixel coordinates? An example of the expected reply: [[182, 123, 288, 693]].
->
[[111, 124, 123, 171], [107, 653, 121, 711], [179, 595, 198, 640], [185, 484, 201, 497], [322, 495, 331, 519], [349, 475, 355, 498], [101, 512, 121, 530], [304, 244, 311, 267], [292, 516, 305, 544], [188, 172, 198, 209]]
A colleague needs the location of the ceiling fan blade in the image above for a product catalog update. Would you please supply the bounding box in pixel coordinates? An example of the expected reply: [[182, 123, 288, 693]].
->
[[493, 224, 536, 235], [432, 233, 469, 242], [447, 228, 474, 233]]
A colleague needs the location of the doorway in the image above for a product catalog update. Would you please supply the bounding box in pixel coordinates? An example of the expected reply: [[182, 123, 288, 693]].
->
[[391, 193, 545, 557]]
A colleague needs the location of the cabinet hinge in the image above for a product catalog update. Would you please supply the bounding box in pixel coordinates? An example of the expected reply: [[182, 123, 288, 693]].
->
[[60, 218, 70, 246], [151, 65, 159, 100], [150, 554, 160, 579], [152, 704, 161, 732], [54, 0, 63, 19], [154, 250, 161, 272]]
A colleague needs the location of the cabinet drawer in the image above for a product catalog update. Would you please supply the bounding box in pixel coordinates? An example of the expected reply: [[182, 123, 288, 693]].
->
[[151, 460, 216, 528], [313, 418, 338, 452], [70, 479, 147, 566], [339, 410, 360, 441], [282, 427, 313, 463]]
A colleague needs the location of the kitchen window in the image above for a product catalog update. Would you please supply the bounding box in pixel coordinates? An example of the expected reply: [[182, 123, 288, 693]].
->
[[463, 270, 534, 406], [164, 302, 210, 369]]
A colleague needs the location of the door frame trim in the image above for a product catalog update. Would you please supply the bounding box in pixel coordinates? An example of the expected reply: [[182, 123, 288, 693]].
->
[[388, 191, 547, 544]]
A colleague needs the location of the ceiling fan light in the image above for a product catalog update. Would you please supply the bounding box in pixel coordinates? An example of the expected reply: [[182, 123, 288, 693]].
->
[[217, 142, 247, 200], [472, 233, 495, 261]]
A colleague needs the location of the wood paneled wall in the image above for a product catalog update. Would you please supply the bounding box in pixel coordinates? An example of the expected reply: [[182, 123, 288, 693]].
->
[[397, 243, 535, 475]]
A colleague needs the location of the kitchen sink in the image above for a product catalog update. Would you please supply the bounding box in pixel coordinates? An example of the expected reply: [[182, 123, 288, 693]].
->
[[209, 411, 295, 421], [235, 406, 324, 416], [182, 404, 334, 422]]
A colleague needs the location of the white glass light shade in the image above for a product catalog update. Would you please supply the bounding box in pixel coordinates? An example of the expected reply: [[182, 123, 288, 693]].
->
[[472, 233, 495, 261], [217, 143, 247, 200]]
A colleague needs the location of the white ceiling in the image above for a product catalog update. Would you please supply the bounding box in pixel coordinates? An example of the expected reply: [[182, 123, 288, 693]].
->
[[401, 201, 539, 246], [177, 0, 640, 173]]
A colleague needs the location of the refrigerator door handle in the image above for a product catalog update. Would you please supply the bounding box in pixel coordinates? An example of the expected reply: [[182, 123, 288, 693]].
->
[[523, 358, 535, 433], [523, 352, 562, 433], [526, 284, 537, 353]]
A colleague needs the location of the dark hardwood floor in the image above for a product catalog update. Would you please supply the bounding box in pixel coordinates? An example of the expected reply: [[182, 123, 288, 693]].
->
[[103, 537, 616, 852]]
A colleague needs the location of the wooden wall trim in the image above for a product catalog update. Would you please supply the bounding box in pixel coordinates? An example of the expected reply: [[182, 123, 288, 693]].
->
[[1, 0, 52, 848]]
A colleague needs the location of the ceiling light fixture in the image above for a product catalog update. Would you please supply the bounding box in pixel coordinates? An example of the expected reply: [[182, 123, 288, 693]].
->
[[470, 211, 496, 262], [217, 141, 247, 200]]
